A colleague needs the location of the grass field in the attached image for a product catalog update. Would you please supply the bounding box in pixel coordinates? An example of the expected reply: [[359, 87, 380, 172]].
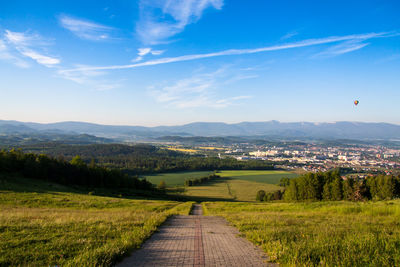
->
[[0, 175, 193, 266], [203, 201, 400, 266], [181, 170, 295, 201], [217, 170, 298, 184], [142, 171, 213, 186], [183, 178, 283, 201]]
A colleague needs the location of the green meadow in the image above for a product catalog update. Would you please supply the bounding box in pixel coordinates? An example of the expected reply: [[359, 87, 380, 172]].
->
[[0, 175, 193, 266], [181, 170, 295, 201], [142, 171, 213, 187], [203, 201, 400, 267], [183, 178, 283, 201]]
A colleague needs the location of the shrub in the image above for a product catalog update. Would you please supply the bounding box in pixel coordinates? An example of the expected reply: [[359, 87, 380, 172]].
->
[[256, 190, 266, 201]]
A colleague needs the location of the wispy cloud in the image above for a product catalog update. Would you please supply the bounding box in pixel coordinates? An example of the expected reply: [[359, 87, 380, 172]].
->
[[314, 40, 369, 57], [136, 0, 224, 44], [0, 39, 30, 68], [2, 30, 60, 67], [63, 31, 394, 73], [59, 15, 114, 41], [133, 47, 165, 62], [57, 65, 121, 91], [149, 67, 253, 108], [281, 30, 299, 40], [19, 49, 60, 65]]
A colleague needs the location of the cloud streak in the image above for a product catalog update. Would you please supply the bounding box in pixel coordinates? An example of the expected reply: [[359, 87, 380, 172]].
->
[[149, 66, 253, 108], [63, 32, 393, 73], [57, 65, 121, 91], [2, 30, 60, 67], [59, 15, 114, 41], [314, 39, 370, 57], [136, 0, 223, 44]]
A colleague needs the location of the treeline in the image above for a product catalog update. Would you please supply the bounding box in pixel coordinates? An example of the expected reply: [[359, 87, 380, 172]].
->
[[18, 144, 274, 174], [256, 189, 283, 202], [0, 149, 153, 191], [184, 174, 220, 186], [283, 171, 400, 201]]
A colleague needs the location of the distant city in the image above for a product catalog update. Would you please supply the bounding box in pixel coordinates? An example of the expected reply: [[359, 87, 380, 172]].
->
[[165, 141, 400, 175]]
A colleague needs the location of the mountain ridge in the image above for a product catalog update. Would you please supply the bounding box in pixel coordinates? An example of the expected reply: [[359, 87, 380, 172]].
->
[[0, 120, 399, 140]]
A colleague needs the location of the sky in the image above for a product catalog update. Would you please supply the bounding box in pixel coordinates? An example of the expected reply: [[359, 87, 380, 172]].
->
[[0, 0, 399, 126]]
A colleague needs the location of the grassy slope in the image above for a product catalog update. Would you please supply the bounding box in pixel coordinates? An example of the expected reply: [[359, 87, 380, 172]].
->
[[0, 175, 193, 266], [203, 201, 400, 267], [142, 171, 213, 187], [217, 170, 298, 184]]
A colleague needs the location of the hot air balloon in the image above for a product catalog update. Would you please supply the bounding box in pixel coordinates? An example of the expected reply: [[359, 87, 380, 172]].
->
[[354, 100, 359, 106]]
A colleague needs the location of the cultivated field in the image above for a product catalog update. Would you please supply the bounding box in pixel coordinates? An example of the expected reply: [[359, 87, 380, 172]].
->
[[0, 175, 193, 266], [203, 201, 400, 266], [142, 171, 213, 187]]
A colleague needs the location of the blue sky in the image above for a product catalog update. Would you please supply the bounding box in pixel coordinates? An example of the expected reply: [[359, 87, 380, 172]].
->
[[1, 0, 399, 126]]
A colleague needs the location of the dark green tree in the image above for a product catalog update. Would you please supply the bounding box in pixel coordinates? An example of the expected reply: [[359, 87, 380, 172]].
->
[[256, 190, 266, 201]]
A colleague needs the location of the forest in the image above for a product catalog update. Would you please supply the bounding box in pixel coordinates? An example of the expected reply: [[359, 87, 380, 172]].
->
[[0, 149, 153, 191], [15, 143, 275, 174]]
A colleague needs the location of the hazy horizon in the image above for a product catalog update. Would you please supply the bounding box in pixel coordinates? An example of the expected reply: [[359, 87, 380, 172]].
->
[[2, 118, 400, 128]]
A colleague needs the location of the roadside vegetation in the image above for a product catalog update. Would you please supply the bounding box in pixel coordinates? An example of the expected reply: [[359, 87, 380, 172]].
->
[[0, 175, 193, 266], [203, 201, 400, 266]]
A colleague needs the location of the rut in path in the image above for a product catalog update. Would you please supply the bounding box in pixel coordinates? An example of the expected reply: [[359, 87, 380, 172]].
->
[[117, 204, 277, 267]]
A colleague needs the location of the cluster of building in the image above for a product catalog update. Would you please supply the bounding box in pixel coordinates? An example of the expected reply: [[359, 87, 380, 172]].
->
[[231, 143, 400, 173]]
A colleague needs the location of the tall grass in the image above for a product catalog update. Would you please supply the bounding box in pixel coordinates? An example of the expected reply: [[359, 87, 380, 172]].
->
[[203, 201, 400, 266]]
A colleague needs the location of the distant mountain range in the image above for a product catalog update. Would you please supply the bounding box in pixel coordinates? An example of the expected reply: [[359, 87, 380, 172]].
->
[[1, 120, 399, 141]]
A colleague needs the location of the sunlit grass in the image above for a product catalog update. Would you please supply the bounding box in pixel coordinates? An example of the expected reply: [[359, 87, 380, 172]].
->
[[203, 201, 400, 266], [0, 176, 193, 266], [184, 179, 282, 201]]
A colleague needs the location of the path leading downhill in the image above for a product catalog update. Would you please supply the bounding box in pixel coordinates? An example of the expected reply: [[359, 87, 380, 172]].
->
[[117, 204, 277, 267]]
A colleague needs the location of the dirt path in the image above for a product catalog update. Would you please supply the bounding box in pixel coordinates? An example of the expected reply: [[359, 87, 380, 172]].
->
[[117, 204, 276, 267]]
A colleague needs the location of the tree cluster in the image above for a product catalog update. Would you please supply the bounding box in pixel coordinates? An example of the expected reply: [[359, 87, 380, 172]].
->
[[0, 149, 153, 191], [184, 174, 221, 186], [256, 189, 283, 201], [282, 171, 400, 201]]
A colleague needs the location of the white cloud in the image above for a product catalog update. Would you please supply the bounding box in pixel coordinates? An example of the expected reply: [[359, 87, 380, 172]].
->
[[59, 15, 113, 41], [1, 30, 60, 67], [136, 0, 223, 44], [315, 40, 369, 57], [19, 49, 60, 66], [149, 67, 253, 108], [138, 47, 152, 56], [133, 47, 165, 62], [5, 30, 34, 45], [64, 31, 394, 73]]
